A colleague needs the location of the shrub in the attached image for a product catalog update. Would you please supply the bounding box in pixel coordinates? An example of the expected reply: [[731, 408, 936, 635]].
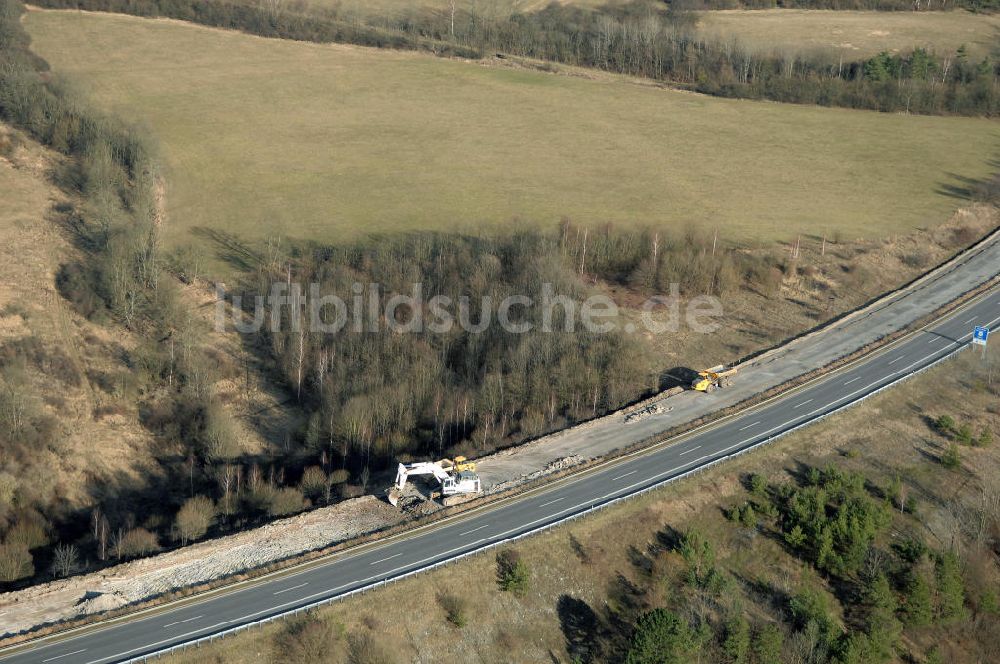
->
[[625, 608, 700, 664], [941, 444, 961, 470], [496, 548, 530, 595], [174, 495, 216, 544], [329, 469, 350, 485], [789, 588, 837, 644], [4, 514, 49, 550], [268, 487, 306, 517], [347, 632, 393, 664], [274, 615, 342, 664], [976, 428, 993, 448], [0, 542, 33, 583], [299, 466, 328, 502], [113, 527, 160, 559], [55, 263, 104, 320], [437, 592, 468, 628], [956, 424, 973, 446], [200, 402, 241, 461], [934, 414, 955, 435]]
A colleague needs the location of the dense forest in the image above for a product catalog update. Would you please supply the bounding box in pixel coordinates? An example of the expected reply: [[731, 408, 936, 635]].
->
[[31, 0, 1000, 116], [241, 224, 770, 479]]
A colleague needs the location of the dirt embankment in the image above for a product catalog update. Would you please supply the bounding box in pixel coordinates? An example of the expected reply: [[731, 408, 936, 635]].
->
[[0, 496, 402, 635]]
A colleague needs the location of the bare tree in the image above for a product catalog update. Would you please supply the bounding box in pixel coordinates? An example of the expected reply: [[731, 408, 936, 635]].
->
[[51, 544, 80, 578]]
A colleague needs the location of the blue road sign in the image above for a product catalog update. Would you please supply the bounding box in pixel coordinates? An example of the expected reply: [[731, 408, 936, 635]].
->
[[973, 325, 989, 346]]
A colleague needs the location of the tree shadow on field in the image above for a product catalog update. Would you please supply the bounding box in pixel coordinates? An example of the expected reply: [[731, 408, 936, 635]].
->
[[191, 227, 263, 272], [936, 159, 1000, 202], [557, 595, 604, 664]]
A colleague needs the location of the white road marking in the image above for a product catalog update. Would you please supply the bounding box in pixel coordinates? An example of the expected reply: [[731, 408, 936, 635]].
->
[[888, 356, 905, 365], [43, 650, 86, 662], [739, 421, 760, 431], [844, 376, 861, 385], [179, 615, 203, 623], [965, 316, 976, 324], [679, 445, 701, 456], [369, 553, 402, 566], [611, 470, 637, 481], [458, 524, 489, 536], [539, 497, 565, 508], [86, 621, 233, 664], [273, 582, 308, 595], [163, 622, 179, 628], [72, 303, 1000, 664], [794, 399, 813, 409]]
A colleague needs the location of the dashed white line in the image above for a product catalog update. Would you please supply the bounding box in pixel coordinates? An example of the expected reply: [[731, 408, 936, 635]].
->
[[539, 497, 565, 508], [43, 649, 86, 662], [739, 421, 760, 431], [965, 316, 976, 324], [679, 445, 701, 456], [163, 622, 179, 628], [273, 582, 308, 595], [794, 399, 813, 409], [888, 356, 905, 365], [611, 470, 637, 481], [844, 376, 861, 385], [179, 615, 203, 624], [61, 300, 1000, 664], [369, 553, 402, 566], [458, 524, 489, 536]]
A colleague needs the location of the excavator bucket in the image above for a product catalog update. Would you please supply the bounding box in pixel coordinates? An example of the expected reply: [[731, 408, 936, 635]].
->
[[386, 487, 401, 507]]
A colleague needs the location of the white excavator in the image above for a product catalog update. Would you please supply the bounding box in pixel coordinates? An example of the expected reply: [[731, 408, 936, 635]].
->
[[387, 456, 481, 507]]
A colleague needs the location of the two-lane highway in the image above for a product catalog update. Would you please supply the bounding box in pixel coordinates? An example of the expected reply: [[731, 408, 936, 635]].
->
[[3, 287, 998, 664]]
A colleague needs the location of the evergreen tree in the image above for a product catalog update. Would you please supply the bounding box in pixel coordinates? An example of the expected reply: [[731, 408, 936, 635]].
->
[[902, 564, 934, 628], [722, 614, 750, 664], [935, 551, 967, 623], [625, 609, 700, 664], [752, 624, 783, 664]]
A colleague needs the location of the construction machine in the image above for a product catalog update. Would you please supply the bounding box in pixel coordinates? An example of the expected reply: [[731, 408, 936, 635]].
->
[[387, 456, 481, 506], [691, 366, 737, 393]]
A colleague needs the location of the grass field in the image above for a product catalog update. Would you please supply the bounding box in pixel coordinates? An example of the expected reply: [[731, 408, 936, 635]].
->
[[313, 0, 618, 16], [24, 10, 999, 256], [697, 9, 1000, 60]]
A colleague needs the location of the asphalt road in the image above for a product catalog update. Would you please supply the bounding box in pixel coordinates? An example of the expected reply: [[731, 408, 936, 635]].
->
[[3, 287, 998, 664]]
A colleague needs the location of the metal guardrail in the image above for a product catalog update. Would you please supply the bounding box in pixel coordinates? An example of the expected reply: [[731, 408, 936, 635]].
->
[[122, 328, 989, 664]]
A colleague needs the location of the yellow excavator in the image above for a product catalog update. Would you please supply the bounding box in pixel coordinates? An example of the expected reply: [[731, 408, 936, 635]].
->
[[691, 366, 737, 393], [387, 456, 480, 506]]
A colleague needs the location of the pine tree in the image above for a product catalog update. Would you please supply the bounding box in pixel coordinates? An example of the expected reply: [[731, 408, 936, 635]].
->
[[722, 614, 750, 664], [902, 565, 934, 627], [625, 609, 700, 664], [935, 551, 967, 623]]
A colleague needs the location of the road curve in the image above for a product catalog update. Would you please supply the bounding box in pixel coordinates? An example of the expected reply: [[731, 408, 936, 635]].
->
[[2, 286, 998, 664]]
